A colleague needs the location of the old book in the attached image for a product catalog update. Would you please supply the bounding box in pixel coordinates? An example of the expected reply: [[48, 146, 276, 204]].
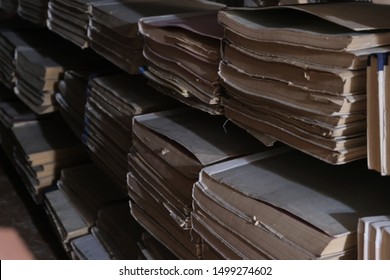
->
[[367, 54, 382, 173], [17, 0, 49, 25], [129, 201, 200, 259], [128, 107, 267, 258], [218, 3, 390, 51], [46, 0, 108, 48], [83, 73, 178, 192], [218, 4, 374, 165], [43, 188, 89, 252], [357, 215, 390, 260], [14, 45, 101, 114], [138, 11, 223, 114], [223, 28, 388, 71], [88, 0, 224, 74], [9, 117, 87, 201], [366, 53, 390, 175], [70, 233, 111, 260], [222, 97, 367, 164], [222, 42, 366, 95], [0, 29, 70, 90], [196, 148, 390, 259]]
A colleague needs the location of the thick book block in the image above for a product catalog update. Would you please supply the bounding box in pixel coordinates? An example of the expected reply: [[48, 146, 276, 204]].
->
[[197, 148, 390, 259]]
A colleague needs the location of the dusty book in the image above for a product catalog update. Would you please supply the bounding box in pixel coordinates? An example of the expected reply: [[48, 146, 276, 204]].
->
[[195, 148, 390, 259], [138, 11, 223, 113], [218, 3, 390, 51]]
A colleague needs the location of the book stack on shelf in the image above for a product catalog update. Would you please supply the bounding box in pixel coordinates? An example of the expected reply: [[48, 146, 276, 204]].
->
[[193, 148, 390, 259], [217, 2, 390, 165], [138, 11, 224, 115], [46, 0, 107, 48], [14, 44, 102, 115], [42, 163, 129, 257], [17, 0, 49, 26], [83, 73, 178, 193], [87, 0, 224, 75], [0, 29, 64, 90], [0, 83, 39, 146], [128, 108, 265, 259], [8, 115, 87, 202]]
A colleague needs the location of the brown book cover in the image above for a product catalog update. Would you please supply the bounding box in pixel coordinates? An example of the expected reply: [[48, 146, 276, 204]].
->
[[196, 148, 390, 259]]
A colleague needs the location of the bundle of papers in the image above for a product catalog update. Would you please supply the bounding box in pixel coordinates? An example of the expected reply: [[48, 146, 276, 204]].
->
[[218, 3, 390, 164], [17, 0, 49, 25], [128, 108, 265, 258], [138, 11, 224, 115], [7, 116, 87, 202], [0, 29, 64, 90], [14, 44, 101, 114], [193, 147, 390, 259], [88, 0, 224, 74], [47, 0, 107, 48], [83, 73, 178, 192]]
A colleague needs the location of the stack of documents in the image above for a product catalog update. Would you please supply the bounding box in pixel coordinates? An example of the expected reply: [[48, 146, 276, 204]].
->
[[6, 116, 87, 202], [14, 43, 101, 114], [83, 73, 178, 192], [218, 3, 390, 164], [193, 147, 390, 259], [0, 29, 63, 90], [138, 11, 224, 115], [46, 0, 107, 48], [17, 0, 49, 25], [128, 108, 264, 258], [88, 0, 224, 74]]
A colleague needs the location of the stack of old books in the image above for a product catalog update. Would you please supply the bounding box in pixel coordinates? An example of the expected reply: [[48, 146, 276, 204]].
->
[[0, 29, 63, 90], [2, 113, 87, 202], [14, 42, 101, 114], [138, 11, 224, 115], [46, 0, 107, 48], [88, 0, 224, 75], [17, 0, 49, 25], [83, 73, 178, 193], [42, 163, 128, 256], [56, 61, 118, 139], [193, 147, 390, 259], [128, 108, 265, 259], [218, 2, 390, 164], [0, 83, 39, 147], [357, 215, 390, 260]]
